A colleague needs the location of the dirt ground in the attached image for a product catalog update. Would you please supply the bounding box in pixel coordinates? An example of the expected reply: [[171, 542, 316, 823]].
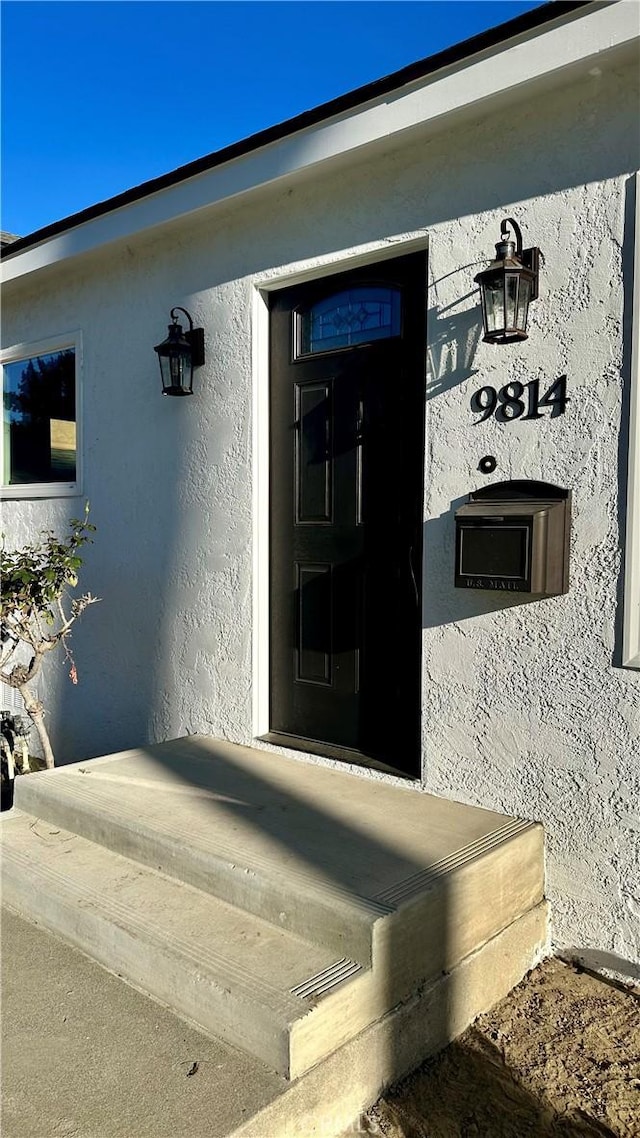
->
[[360, 958, 640, 1138]]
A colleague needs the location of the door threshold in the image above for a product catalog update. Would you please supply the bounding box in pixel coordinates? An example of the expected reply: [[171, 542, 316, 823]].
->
[[258, 732, 419, 780]]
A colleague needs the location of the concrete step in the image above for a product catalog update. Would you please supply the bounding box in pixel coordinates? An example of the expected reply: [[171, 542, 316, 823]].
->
[[3, 737, 548, 1088], [2, 801, 545, 1079], [2, 810, 376, 1079], [13, 736, 545, 981], [3, 899, 549, 1138]]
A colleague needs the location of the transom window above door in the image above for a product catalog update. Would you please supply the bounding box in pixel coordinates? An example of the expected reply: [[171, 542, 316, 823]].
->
[[296, 286, 402, 357]]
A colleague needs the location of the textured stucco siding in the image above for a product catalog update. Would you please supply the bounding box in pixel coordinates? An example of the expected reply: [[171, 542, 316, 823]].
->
[[2, 60, 638, 967]]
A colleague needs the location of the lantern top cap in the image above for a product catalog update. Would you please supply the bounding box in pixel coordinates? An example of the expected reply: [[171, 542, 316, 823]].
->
[[154, 322, 191, 356], [474, 216, 539, 284], [495, 237, 517, 261], [154, 306, 200, 357], [494, 217, 524, 264]]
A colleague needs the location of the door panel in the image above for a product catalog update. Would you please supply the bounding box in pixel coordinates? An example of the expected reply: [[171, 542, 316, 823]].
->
[[296, 381, 333, 523], [269, 252, 427, 776]]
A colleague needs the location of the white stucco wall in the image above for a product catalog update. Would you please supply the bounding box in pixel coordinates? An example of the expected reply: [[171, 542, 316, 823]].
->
[[2, 56, 638, 970]]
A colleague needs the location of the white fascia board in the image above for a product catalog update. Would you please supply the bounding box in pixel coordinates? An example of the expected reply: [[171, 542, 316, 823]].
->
[[2, 2, 638, 287]]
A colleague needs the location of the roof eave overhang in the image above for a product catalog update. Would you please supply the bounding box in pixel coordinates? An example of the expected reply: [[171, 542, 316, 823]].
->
[[2, 1, 638, 286]]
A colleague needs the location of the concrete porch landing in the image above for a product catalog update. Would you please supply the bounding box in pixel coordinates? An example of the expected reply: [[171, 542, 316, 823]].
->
[[2, 736, 547, 1127]]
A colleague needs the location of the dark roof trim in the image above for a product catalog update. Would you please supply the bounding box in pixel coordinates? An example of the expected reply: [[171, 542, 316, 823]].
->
[[3, 1, 589, 260]]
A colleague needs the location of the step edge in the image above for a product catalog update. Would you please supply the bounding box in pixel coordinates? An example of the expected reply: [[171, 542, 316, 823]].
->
[[14, 776, 391, 920], [2, 832, 376, 1079], [1, 869, 295, 1077], [2, 834, 318, 1018], [373, 818, 541, 906]]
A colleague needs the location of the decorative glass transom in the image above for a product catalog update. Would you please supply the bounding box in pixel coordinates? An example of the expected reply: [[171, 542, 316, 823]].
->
[[298, 287, 402, 355]]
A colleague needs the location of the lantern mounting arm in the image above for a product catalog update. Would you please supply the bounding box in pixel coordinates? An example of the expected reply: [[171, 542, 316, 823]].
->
[[170, 306, 193, 330], [501, 217, 523, 254], [169, 307, 205, 367], [501, 216, 540, 302]]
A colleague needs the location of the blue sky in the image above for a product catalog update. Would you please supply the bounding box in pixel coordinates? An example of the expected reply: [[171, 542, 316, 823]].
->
[[2, 1, 545, 239]]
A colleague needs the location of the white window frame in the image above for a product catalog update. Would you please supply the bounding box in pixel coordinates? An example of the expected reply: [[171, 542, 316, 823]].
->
[[1, 330, 82, 499], [623, 177, 640, 669]]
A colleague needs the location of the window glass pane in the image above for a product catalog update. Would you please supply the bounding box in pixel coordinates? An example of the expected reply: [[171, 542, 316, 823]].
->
[[3, 348, 76, 485], [299, 287, 401, 354]]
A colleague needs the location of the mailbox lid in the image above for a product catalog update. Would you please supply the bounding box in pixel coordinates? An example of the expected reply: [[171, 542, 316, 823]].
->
[[455, 501, 555, 520]]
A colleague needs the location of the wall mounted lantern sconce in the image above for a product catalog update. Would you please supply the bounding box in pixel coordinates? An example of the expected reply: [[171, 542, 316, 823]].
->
[[154, 307, 205, 396], [474, 218, 540, 344]]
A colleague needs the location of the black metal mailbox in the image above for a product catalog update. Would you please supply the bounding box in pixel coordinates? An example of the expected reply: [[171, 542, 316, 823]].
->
[[455, 481, 571, 596]]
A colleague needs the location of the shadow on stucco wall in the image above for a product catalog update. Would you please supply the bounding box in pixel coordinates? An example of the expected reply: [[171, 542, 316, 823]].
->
[[425, 290, 483, 400], [51, 278, 195, 764]]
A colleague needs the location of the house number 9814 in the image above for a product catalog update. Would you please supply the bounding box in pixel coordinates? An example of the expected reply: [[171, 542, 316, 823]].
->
[[471, 375, 568, 423]]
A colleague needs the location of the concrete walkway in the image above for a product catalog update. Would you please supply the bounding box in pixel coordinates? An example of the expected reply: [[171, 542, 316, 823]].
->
[[1, 906, 285, 1138]]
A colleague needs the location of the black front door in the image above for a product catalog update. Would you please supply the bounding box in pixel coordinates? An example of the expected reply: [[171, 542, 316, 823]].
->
[[269, 251, 427, 777]]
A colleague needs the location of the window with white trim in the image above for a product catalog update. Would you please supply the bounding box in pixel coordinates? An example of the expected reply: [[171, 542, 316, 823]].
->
[[1, 332, 81, 498]]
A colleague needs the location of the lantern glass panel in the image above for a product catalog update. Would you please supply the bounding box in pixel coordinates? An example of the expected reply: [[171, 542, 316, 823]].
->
[[504, 273, 519, 331], [159, 351, 191, 393], [170, 354, 184, 387], [483, 278, 504, 335], [516, 276, 532, 331]]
